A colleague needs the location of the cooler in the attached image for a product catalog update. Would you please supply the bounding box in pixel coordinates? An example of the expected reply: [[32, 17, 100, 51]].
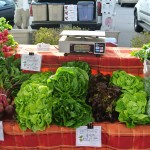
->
[[48, 3, 64, 21], [32, 2, 48, 21], [77, 1, 94, 21]]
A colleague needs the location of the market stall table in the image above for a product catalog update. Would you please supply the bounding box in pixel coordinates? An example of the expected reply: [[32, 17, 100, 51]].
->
[[4, 45, 143, 76], [1, 45, 147, 150]]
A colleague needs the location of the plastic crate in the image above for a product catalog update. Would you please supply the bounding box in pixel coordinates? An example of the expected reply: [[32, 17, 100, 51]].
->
[[32, 2, 47, 21], [77, 1, 94, 21], [48, 3, 64, 21]]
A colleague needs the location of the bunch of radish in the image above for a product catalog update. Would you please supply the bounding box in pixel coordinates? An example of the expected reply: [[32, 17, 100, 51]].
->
[[0, 17, 18, 52]]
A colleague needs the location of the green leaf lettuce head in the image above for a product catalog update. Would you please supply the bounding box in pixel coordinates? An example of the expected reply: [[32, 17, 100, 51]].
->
[[47, 67, 89, 99], [14, 83, 53, 132], [110, 70, 144, 93], [115, 91, 150, 128], [21, 71, 54, 88], [62, 61, 91, 76], [130, 43, 150, 62], [52, 94, 94, 128]]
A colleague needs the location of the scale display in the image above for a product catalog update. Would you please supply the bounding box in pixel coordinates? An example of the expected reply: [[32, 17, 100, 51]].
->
[[70, 43, 105, 54], [70, 44, 94, 53]]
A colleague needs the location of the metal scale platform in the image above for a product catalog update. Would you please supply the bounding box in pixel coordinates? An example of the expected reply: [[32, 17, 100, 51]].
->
[[59, 30, 106, 55]]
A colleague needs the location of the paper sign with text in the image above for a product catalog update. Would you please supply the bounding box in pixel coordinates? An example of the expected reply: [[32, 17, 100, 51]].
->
[[37, 43, 50, 52], [76, 126, 102, 147], [21, 54, 42, 72], [0, 121, 4, 141]]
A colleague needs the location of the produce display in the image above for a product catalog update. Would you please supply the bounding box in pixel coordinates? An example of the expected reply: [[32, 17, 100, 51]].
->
[[14, 62, 150, 132], [0, 17, 18, 52], [111, 70, 150, 128], [1, 42, 150, 132], [14, 67, 93, 131], [0, 51, 30, 120], [14, 72, 54, 132], [86, 73, 122, 122]]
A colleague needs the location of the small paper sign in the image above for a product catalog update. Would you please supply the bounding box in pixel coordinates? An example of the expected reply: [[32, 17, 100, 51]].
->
[[0, 121, 4, 141], [37, 43, 50, 52], [76, 126, 102, 147], [21, 54, 42, 72]]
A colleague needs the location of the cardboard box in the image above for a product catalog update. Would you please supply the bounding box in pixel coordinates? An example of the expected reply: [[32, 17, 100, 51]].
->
[[32, 3, 47, 21], [64, 5, 77, 21], [48, 3, 64, 21]]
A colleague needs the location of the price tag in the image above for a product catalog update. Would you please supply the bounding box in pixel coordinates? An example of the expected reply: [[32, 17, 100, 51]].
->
[[76, 126, 102, 147], [37, 43, 50, 52], [21, 53, 42, 72], [0, 121, 4, 141]]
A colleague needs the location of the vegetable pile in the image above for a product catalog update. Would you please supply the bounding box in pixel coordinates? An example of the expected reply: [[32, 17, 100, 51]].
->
[[111, 70, 150, 128], [0, 51, 30, 120], [48, 66, 93, 128], [0, 17, 18, 52], [14, 72, 54, 132], [4, 57, 150, 131], [86, 73, 122, 122], [15, 64, 94, 131]]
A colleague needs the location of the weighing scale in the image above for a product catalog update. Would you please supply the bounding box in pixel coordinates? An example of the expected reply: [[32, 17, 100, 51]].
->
[[59, 30, 106, 56]]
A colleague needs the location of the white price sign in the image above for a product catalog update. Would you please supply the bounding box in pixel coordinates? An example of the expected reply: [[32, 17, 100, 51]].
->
[[0, 121, 4, 141], [21, 53, 42, 72], [37, 43, 50, 52], [76, 126, 102, 147]]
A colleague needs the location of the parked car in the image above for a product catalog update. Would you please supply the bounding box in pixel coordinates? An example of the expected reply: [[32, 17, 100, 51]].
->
[[134, 0, 150, 32], [0, 0, 15, 26], [118, 0, 138, 7]]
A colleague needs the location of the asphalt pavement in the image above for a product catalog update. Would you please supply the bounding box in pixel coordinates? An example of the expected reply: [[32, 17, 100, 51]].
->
[[111, 3, 139, 47]]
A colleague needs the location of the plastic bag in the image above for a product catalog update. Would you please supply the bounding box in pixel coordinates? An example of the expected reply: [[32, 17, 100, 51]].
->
[[143, 59, 150, 77], [143, 59, 150, 97]]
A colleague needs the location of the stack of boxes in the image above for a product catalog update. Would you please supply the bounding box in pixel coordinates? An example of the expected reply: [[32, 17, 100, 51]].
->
[[101, 0, 116, 30], [32, 1, 94, 22]]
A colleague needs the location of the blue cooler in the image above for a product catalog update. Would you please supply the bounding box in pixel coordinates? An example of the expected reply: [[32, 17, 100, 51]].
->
[[77, 1, 94, 21]]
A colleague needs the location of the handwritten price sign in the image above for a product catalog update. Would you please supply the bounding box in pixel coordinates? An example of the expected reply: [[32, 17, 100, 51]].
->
[[21, 54, 42, 72], [76, 126, 102, 147]]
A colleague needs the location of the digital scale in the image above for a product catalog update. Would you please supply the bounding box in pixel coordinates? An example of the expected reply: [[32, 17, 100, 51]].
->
[[59, 30, 106, 56]]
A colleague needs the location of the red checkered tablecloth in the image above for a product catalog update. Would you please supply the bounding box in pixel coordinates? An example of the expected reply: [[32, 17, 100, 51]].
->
[[4, 45, 143, 76], [1, 121, 150, 150]]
